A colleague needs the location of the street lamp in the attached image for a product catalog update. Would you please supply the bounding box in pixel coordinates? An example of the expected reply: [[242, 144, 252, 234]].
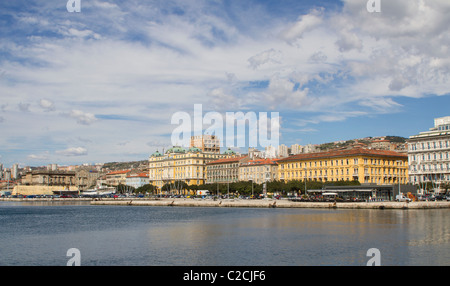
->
[[396, 160, 402, 197], [304, 167, 307, 196], [249, 176, 254, 199]]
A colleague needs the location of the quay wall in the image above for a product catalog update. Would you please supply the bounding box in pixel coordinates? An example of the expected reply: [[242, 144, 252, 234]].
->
[[11, 185, 78, 195], [90, 198, 450, 209]]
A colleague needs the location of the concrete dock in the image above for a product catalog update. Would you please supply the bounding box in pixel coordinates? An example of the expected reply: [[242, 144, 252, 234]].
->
[[89, 198, 450, 209]]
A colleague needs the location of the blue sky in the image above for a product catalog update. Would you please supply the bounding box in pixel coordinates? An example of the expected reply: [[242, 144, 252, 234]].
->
[[1, 0, 449, 168]]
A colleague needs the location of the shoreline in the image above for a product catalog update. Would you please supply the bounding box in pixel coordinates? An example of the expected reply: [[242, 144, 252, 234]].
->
[[1, 197, 449, 209]]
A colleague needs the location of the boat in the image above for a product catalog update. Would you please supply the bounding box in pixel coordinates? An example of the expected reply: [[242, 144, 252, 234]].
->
[[81, 185, 116, 197]]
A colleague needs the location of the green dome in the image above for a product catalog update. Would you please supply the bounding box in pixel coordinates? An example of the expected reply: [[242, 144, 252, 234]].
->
[[166, 146, 186, 154], [188, 147, 202, 153], [151, 150, 163, 157], [223, 148, 236, 155]]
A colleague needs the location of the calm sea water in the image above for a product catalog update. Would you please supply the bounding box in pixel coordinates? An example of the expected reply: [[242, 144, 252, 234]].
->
[[0, 201, 449, 266]]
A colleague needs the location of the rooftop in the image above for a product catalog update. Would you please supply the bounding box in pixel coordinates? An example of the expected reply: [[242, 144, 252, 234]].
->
[[206, 156, 248, 165], [278, 147, 407, 162], [106, 170, 131, 175]]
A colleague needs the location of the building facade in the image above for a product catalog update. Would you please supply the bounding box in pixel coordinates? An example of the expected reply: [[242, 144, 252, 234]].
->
[[22, 170, 76, 186], [105, 170, 131, 186], [149, 146, 234, 190], [277, 148, 408, 185], [126, 173, 150, 189], [239, 158, 279, 184], [206, 156, 249, 184], [190, 135, 220, 153], [407, 116, 450, 192], [75, 169, 102, 191]]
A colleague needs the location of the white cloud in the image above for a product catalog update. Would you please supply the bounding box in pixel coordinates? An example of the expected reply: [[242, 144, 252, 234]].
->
[[1, 1, 449, 165], [248, 49, 282, 69], [27, 152, 50, 160], [39, 99, 55, 112], [55, 147, 88, 156], [279, 8, 323, 44], [69, 110, 98, 125], [263, 75, 309, 110]]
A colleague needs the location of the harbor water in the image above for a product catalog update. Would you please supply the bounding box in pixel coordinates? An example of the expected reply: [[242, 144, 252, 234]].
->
[[0, 201, 449, 266]]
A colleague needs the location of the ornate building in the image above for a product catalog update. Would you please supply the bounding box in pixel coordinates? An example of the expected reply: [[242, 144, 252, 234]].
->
[[149, 146, 234, 190], [407, 116, 450, 193]]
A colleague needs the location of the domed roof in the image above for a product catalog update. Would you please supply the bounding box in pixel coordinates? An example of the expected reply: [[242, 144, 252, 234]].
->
[[166, 146, 186, 154], [188, 147, 202, 153], [151, 150, 163, 157], [223, 148, 236, 155]]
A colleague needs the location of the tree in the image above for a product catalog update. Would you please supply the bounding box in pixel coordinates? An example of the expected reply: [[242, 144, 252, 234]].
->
[[135, 184, 156, 195], [117, 183, 135, 194]]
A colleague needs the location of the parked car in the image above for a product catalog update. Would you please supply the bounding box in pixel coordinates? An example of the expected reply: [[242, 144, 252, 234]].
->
[[435, 195, 446, 201], [395, 194, 411, 202]]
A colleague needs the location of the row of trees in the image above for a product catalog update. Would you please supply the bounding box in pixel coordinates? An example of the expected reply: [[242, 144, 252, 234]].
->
[[113, 179, 450, 196], [118, 179, 362, 197]]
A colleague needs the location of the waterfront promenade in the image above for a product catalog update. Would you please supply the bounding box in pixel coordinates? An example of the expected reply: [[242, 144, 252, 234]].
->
[[89, 198, 450, 209], [2, 197, 450, 209]]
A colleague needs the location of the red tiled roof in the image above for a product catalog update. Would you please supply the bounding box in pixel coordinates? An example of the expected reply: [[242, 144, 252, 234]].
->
[[278, 147, 407, 162], [243, 158, 279, 166], [106, 170, 131, 175], [206, 156, 248, 165], [126, 173, 149, 178]]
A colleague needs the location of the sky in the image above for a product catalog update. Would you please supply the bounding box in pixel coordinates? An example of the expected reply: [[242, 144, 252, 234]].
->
[[0, 0, 449, 168]]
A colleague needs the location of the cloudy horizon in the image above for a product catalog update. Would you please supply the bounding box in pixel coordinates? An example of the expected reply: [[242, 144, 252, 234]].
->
[[1, 0, 449, 168]]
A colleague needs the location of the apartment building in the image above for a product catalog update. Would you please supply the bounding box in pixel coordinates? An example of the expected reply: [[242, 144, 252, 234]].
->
[[277, 147, 408, 185], [190, 134, 220, 153], [407, 116, 450, 191]]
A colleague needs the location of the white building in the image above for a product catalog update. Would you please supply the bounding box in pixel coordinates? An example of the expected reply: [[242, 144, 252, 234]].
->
[[290, 144, 303, 155], [303, 144, 317, 153], [278, 144, 289, 158], [407, 116, 450, 193], [126, 173, 150, 189], [264, 145, 277, 158], [12, 164, 19, 179]]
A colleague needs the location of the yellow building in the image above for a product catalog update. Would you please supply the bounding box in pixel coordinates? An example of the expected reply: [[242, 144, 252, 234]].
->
[[277, 148, 408, 185], [148, 146, 234, 190]]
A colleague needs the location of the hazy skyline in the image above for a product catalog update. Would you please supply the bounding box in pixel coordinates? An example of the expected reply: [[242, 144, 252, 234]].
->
[[1, 0, 449, 168]]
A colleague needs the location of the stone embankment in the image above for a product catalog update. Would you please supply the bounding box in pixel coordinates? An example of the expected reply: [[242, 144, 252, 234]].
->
[[90, 198, 450, 209]]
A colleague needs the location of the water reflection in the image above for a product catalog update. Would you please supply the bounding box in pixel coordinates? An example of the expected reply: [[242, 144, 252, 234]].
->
[[1, 203, 449, 266], [144, 208, 450, 266]]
